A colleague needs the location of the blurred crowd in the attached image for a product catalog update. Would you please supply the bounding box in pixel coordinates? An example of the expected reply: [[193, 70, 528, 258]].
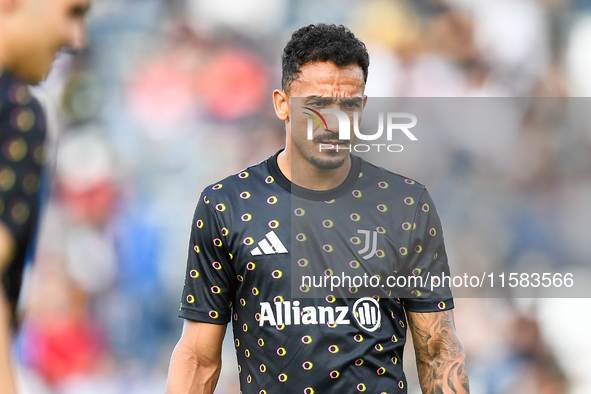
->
[[12, 0, 591, 393]]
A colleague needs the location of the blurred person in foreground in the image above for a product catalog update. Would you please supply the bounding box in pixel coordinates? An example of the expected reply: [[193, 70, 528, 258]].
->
[[166, 23, 469, 394], [0, 0, 91, 392]]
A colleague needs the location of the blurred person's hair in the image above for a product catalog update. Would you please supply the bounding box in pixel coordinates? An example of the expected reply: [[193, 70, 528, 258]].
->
[[281, 23, 370, 93]]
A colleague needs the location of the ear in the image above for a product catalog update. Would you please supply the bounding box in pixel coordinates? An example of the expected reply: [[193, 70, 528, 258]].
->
[[362, 95, 368, 109], [273, 89, 289, 122]]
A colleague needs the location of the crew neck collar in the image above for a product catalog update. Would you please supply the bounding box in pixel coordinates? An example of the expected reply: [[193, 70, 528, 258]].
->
[[268, 149, 361, 201], [0, 67, 22, 82]]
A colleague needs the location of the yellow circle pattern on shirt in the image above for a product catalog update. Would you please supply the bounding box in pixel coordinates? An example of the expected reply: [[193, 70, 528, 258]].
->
[[184, 169, 444, 392]]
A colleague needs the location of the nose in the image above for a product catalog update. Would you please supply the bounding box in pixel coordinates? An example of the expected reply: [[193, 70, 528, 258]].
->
[[73, 21, 88, 50], [321, 105, 351, 138], [64, 21, 89, 54], [324, 112, 340, 134]]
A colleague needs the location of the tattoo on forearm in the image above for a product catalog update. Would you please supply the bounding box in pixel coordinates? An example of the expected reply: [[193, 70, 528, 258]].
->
[[407, 310, 470, 394]]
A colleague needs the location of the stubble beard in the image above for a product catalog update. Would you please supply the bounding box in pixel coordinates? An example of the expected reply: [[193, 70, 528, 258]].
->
[[308, 152, 348, 170], [307, 132, 350, 169]]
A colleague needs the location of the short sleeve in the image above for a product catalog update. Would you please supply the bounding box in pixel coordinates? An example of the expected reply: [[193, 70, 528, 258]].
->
[[178, 192, 236, 324], [401, 188, 454, 313]]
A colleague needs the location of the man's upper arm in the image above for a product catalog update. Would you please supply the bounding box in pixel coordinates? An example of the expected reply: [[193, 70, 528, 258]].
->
[[177, 319, 227, 362], [406, 309, 461, 362], [166, 319, 227, 394]]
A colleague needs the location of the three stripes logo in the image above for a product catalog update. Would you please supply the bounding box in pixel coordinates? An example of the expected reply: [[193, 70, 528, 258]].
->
[[357, 229, 378, 260], [250, 231, 288, 256], [352, 297, 381, 332]]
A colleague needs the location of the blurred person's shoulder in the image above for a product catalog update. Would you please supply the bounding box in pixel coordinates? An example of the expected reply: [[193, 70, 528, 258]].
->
[[0, 67, 46, 133]]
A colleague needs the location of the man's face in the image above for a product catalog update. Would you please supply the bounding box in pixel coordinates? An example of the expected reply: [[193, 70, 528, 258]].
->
[[286, 61, 366, 170], [10, 0, 91, 83]]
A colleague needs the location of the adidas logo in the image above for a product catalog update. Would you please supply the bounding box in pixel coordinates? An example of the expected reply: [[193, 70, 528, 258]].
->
[[250, 231, 288, 256]]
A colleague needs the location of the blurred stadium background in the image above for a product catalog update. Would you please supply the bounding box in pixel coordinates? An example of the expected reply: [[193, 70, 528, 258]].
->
[[14, 0, 591, 393]]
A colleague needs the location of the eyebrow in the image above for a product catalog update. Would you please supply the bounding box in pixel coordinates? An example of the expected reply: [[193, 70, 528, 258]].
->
[[302, 96, 362, 104], [340, 98, 363, 105], [302, 96, 334, 103]]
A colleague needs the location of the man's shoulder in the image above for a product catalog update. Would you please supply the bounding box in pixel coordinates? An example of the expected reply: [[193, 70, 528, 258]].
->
[[0, 70, 45, 128], [199, 155, 274, 200], [357, 156, 427, 195]]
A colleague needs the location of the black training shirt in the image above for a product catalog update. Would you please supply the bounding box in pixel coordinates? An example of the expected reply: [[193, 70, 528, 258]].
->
[[179, 151, 453, 393], [0, 68, 46, 312]]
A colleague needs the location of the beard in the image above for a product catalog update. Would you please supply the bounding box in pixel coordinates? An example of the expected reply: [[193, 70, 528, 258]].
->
[[290, 130, 351, 169], [308, 132, 350, 169], [308, 151, 348, 170]]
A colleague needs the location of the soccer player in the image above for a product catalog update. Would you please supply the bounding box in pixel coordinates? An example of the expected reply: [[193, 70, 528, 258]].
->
[[167, 23, 469, 394], [0, 1, 91, 392]]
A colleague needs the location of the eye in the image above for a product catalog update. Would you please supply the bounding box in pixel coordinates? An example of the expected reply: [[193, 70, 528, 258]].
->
[[343, 99, 361, 109], [312, 99, 328, 107], [69, 3, 90, 19]]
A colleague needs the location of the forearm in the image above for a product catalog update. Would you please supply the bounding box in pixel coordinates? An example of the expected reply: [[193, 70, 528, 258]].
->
[[0, 292, 17, 394], [0, 224, 19, 394], [415, 346, 469, 394], [408, 310, 470, 394], [165, 342, 222, 394]]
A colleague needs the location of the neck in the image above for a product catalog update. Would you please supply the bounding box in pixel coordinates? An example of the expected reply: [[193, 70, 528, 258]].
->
[[277, 145, 352, 191]]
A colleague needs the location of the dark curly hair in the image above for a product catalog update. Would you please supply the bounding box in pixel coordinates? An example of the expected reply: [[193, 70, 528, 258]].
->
[[281, 23, 370, 92]]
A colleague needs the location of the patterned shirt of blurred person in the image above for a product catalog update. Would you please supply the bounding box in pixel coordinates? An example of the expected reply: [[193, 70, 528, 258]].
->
[[0, 0, 91, 393]]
